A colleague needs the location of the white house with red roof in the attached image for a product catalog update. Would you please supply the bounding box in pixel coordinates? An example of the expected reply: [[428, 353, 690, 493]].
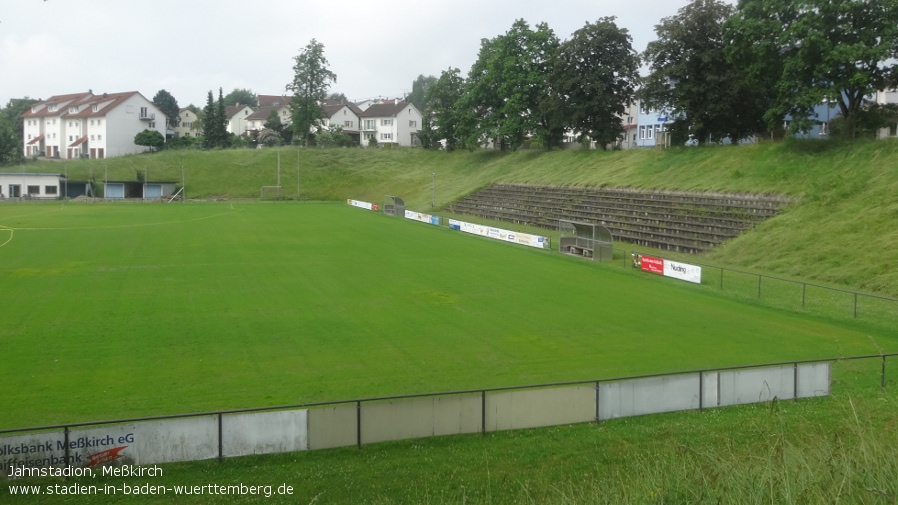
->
[[224, 104, 254, 136], [22, 91, 165, 159], [357, 100, 422, 147]]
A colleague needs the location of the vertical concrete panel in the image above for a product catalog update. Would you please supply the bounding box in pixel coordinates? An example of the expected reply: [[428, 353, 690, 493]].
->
[[598, 375, 700, 420], [485, 386, 595, 432], [703, 372, 719, 407], [718, 366, 795, 406], [361, 395, 481, 444], [308, 405, 358, 450], [796, 363, 831, 398], [128, 417, 219, 465], [222, 410, 308, 457]]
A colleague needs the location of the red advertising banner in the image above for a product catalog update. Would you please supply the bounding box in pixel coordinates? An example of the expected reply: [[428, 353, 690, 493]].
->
[[640, 255, 664, 275]]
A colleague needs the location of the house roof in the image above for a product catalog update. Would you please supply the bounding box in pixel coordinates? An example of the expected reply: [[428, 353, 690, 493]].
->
[[69, 136, 88, 147], [21, 92, 93, 118], [66, 92, 142, 118], [27, 134, 45, 145], [225, 105, 252, 119], [321, 100, 363, 116], [358, 101, 415, 118], [258, 95, 291, 107], [246, 105, 289, 121]]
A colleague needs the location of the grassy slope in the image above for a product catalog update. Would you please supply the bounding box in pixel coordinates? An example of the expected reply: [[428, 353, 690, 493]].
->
[[25, 139, 898, 297]]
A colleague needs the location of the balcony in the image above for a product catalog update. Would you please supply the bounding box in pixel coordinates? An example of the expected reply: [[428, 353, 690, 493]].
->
[[139, 111, 155, 120]]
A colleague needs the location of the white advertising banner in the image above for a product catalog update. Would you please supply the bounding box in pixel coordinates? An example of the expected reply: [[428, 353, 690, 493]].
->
[[404, 210, 441, 226], [347, 199, 377, 211], [448, 219, 549, 250], [663, 260, 702, 284], [1, 410, 309, 472]]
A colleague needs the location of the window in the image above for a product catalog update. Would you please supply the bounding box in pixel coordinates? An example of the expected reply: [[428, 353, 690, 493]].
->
[[409, 120, 417, 128], [98, 135, 102, 140], [382, 119, 393, 126], [627, 116, 633, 124], [97, 120, 102, 125], [53, 133, 57, 139], [69, 136, 73, 141], [640, 103, 649, 115], [381, 133, 393, 140], [45, 186, 57, 195], [90, 120, 94, 126], [27, 134, 32, 140], [69, 107, 76, 113], [140, 106, 148, 117], [344, 121, 352, 127], [27, 185, 40, 195], [149, 121, 156, 128], [638, 126, 646, 140], [647, 126, 654, 139], [343, 110, 347, 115], [364, 119, 375, 130], [91, 135, 95, 141], [49, 105, 57, 112], [92, 104, 98, 112]]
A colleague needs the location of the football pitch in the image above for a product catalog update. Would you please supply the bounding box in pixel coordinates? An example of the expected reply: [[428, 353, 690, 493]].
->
[[0, 201, 892, 429]]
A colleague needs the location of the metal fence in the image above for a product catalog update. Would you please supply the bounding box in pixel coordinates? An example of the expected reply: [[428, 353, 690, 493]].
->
[[621, 248, 898, 326], [0, 354, 892, 474]]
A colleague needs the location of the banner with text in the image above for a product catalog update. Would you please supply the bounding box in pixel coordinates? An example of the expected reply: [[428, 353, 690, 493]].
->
[[1, 411, 308, 472], [404, 210, 441, 226], [448, 219, 549, 250], [347, 199, 378, 211], [635, 254, 702, 284]]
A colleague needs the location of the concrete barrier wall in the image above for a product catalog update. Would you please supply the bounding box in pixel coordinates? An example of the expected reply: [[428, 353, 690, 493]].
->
[[361, 395, 482, 445], [222, 410, 308, 457], [307, 405, 358, 450], [486, 386, 596, 431], [599, 374, 700, 420], [0, 363, 833, 473]]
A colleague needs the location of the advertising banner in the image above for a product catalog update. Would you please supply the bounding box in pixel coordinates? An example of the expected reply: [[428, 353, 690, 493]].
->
[[640, 255, 665, 275], [634, 254, 702, 284], [347, 199, 378, 211], [404, 210, 440, 226], [448, 219, 549, 249], [664, 260, 702, 284]]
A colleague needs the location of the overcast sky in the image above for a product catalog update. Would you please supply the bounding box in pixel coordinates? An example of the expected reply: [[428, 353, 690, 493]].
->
[[1, 0, 733, 108]]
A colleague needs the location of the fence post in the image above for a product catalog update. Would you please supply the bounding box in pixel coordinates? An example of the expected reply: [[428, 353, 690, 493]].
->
[[802, 283, 806, 308], [356, 401, 362, 449], [595, 381, 601, 422], [854, 293, 858, 319], [882, 355, 887, 390], [758, 275, 762, 299], [719, 268, 723, 290], [698, 373, 704, 412], [64, 426, 70, 478], [217, 413, 223, 463], [481, 390, 486, 435]]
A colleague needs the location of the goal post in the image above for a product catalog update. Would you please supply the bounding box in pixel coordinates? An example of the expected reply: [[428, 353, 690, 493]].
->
[[260, 185, 284, 200]]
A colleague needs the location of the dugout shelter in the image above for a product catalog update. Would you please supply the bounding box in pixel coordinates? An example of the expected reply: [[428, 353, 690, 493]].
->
[[559, 220, 614, 261]]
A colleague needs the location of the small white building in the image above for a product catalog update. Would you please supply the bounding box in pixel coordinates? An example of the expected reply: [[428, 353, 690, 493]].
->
[[358, 100, 422, 147], [225, 104, 254, 136], [0, 173, 64, 199]]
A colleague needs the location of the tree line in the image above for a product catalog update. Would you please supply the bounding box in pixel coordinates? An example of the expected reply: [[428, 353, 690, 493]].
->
[[416, 0, 898, 150]]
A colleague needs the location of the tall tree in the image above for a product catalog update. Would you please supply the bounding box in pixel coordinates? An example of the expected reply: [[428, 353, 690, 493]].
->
[[223, 88, 258, 108], [201, 89, 228, 148], [407, 74, 437, 111], [643, 0, 766, 145], [287, 39, 337, 146], [460, 19, 560, 150], [0, 97, 38, 165], [727, 0, 898, 138], [552, 18, 641, 150], [216, 87, 229, 147], [152, 89, 180, 130], [422, 68, 466, 150]]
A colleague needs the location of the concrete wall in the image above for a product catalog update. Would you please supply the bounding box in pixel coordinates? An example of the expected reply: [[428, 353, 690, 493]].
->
[[361, 395, 481, 444], [486, 386, 596, 431]]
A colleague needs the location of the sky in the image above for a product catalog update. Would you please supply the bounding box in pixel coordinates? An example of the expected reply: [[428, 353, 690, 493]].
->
[[0, 0, 733, 108]]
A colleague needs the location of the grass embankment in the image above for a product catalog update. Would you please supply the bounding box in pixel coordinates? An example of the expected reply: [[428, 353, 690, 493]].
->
[[21, 139, 898, 297]]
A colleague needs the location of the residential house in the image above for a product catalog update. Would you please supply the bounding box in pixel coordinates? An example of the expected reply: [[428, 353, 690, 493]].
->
[[633, 100, 672, 148], [174, 108, 202, 137], [22, 91, 165, 159], [225, 104, 254, 137], [358, 100, 423, 147], [320, 100, 363, 143], [245, 105, 292, 136], [874, 88, 898, 139]]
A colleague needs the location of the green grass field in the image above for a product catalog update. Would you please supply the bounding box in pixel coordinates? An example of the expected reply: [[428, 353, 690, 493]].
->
[[1, 201, 895, 429]]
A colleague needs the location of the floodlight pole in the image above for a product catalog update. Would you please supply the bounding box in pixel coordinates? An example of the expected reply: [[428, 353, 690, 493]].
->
[[277, 147, 281, 187], [431, 172, 435, 209]]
